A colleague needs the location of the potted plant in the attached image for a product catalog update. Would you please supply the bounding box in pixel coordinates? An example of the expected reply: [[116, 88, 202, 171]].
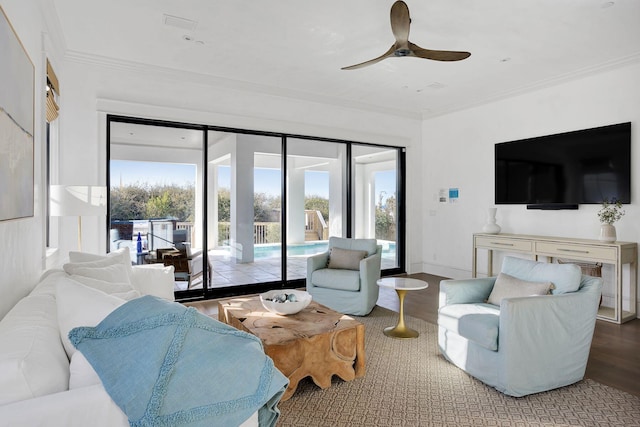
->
[[597, 199, 625, 242]]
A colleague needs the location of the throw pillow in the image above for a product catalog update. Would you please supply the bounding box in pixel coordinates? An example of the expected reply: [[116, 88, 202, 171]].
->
[[487, 272, 553, 306], [69, 351, 101, 389], [501, 256, 581, 295], [56, 278, 126, 358], [64, 263, 131, 284], [327, 247, 368, 270], [68, 247, 134, 280], [130, 264, 176, 301], [69, 275, 140, 300]]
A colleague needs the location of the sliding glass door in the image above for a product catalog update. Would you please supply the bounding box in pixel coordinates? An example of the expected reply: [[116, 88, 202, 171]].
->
[[286, 138, 347, 280], [207, 131, 283, 289], [108, 119, 205, 298], [352, 145, 401, 270], [108, 115, 405, 301]]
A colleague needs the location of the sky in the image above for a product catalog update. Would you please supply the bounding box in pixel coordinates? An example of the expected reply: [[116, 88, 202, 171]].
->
[[110, 160, 195, 188], [111, 161, 397, 201]]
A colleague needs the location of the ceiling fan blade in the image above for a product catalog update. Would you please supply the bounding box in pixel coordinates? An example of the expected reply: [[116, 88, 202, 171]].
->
[[390, 1, 411, 45], [341, 45, 396, 70], [409, 42, 471, 61]]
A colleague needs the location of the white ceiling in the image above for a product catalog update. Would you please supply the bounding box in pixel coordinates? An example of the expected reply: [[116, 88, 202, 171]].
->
[[51, 0, 640, 119]]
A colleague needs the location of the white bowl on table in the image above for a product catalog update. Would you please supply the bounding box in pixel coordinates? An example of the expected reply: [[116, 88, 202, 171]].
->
[[260, 289, 312, 315]]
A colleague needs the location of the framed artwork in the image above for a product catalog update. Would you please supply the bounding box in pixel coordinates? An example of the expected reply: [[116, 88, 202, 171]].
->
[[0, 6, 34, 221]]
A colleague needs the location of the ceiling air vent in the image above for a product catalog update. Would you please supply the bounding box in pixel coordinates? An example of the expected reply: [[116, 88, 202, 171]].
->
[[163, 14, 198, 31]]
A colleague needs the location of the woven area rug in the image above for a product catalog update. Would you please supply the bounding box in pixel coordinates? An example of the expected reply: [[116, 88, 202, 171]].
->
[[277, 307, 640, 427]]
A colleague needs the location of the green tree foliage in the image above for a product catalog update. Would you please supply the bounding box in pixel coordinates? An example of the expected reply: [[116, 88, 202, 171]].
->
[[110, 183, 194, 222], [254, 192, 281, 222], [304, 195, 329, 222], [216, 189, 281, 223], [110, 183, 151, 220], [375, 193, 396, 241], [217, 188, 230, 222]]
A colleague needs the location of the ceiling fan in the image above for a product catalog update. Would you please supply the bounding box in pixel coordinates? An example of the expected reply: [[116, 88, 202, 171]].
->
[[342, 0, 471, 70]]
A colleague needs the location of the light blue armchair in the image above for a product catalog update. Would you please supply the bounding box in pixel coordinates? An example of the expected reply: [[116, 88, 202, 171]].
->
[[438, 256, 602, 397], [306, 237, 382, 316]]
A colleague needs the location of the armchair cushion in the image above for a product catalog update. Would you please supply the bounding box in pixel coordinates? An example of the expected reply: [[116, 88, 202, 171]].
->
[[501, 256, 581, 295], [438, 303, 500, 351], [327, 247, 368, 270], [486, 272, 553, 306], [311, 268, 360, 291]]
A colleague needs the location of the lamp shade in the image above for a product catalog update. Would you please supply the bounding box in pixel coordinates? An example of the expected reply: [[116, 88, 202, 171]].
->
[[50, 185, 107, 216]]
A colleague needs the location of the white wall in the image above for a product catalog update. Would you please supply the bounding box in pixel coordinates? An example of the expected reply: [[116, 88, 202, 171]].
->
[[421, 62, 640, 316], [0, 0, 58, 318]]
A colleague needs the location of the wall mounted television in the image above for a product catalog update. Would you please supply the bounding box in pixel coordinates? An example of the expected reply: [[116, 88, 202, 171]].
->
[[495, 122, 631, 209]]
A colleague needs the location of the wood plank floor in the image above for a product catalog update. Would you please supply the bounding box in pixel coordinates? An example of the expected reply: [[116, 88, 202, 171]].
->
[[378, 272, 640, 398]]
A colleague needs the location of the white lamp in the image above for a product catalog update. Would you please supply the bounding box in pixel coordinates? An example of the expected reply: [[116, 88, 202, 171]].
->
[[50, 185, 107, 251]]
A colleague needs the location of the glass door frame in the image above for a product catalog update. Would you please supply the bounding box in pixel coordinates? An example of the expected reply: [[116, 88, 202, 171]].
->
[[107, 114, 406, 302]]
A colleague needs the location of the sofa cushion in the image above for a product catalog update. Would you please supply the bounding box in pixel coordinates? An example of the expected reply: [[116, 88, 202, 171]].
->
[[56, 278, 127, 358], [438, 303, 500, 351], [130, 264, 176, 301], [0, 293, 69, 405], [487, 272, 553, 306], [311, 268, 361, 291], [501, 256, 581, 295], [327, 247, 367, 270]]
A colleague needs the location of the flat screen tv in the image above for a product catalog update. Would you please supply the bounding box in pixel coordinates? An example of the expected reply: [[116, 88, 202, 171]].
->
[[495, 122, 631, 209]]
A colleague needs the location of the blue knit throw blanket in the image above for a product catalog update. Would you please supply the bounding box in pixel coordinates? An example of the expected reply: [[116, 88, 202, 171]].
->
[[69, 295, 288, 427]]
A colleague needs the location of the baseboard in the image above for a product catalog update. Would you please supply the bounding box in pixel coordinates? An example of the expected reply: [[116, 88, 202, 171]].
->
[[419, 262, 471, 280]]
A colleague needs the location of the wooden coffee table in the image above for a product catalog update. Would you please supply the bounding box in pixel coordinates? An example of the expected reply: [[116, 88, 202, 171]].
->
[[217, 295, 365, 401]]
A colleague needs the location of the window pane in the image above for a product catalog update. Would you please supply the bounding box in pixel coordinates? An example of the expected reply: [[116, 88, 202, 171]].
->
[[352, 145, 399, 270], [286, 138, 346, 280], [207, 131, 282, 287], [109, 121, 204, 296]]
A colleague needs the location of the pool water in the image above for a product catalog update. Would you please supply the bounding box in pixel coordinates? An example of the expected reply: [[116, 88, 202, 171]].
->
[[252, 241, 396, 259]]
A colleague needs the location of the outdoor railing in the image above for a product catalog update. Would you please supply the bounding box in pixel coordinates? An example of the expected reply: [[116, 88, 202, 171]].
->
[[217, 222, 279, 245], [217, 211, 326, 246], [305, 210, 328, 240]]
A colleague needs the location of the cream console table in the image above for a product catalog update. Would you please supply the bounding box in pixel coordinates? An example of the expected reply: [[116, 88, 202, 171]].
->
[[472, 233, 638, 324]]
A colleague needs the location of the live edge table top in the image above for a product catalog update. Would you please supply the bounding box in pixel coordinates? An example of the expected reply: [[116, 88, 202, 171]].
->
[[217, 296, 365, 401]]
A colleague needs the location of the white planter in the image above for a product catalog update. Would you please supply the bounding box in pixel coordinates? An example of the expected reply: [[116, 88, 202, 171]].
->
[[599, 224, 616, 243]]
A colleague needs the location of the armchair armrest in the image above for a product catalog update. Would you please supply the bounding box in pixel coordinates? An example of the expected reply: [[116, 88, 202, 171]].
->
[[306, 251, 329, 288], [359, 246, 382, 285], [498, 277, 602, 394], [439, 277, 496, 308]]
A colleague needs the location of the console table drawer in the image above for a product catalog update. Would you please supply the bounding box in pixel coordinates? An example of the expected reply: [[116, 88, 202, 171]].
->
[[475, 236, 532, 252], [535, 242, 617, 261]]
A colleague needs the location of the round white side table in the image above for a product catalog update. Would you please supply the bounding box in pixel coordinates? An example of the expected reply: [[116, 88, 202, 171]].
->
[[376, 277, 429, 338]]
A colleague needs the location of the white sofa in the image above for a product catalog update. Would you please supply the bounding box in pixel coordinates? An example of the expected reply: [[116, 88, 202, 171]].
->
[[0, 249, 270, 427]]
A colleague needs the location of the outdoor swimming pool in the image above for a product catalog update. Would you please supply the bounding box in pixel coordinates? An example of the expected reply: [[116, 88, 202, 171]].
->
[[253, 241, 397, 259]]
